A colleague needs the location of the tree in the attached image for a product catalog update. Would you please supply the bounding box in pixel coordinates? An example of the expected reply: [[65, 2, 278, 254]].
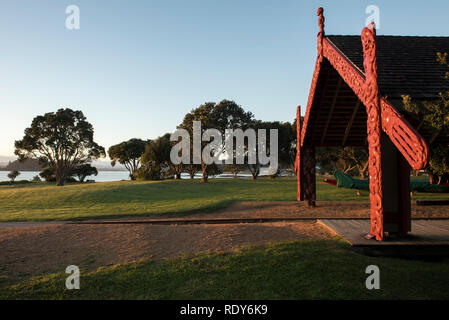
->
[[316, 147, 339, 175], [171, 163, 184, 179], [247, 161, 260, 180], [225, 162, 245, 177], [39, 166, 56, 182], [70, 164, 98, 182], [108, 138, 147, 180], [401, 52, 449, 184], [185, 164, 201, 179], [316, 147, 369, 177], [139, 134, 172, 180], [39, 165, 80, 183], [14, 108, 105, 186], [178, 102, 216, 183], [178, 100, 254, 183], [7, 170, 20, 183], [254, 121, 296, 178]]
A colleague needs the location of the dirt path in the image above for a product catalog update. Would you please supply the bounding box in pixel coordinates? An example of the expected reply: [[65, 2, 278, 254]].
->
[[70, 201, 449, 223], [1, 201, 448, 280], [1, 201, 448, 229], [0, 221, 333, 279]]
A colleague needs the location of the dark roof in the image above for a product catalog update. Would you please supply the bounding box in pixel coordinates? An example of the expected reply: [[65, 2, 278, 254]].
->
[[327, 35, 449, 100]]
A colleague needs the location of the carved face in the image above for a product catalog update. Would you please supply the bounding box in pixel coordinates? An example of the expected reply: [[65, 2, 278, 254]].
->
[[361, 26, 376, 62]]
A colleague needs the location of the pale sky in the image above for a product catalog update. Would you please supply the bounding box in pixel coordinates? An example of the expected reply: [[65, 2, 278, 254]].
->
[[1, 0, 449, 158]]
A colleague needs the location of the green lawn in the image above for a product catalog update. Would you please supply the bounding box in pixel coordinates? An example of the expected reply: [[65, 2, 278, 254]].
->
[[1, 178, 448, 299], [1, 239, 448, 300], [1, 177, 449, 222]]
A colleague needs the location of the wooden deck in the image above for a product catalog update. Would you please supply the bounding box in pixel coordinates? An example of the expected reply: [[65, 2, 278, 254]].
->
[[318, 219, 449, 256]]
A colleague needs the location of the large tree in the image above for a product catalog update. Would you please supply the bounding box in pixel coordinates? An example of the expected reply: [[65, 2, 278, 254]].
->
[[108, 138, 147, 180], [178, 100, 254, 183], [14, 108, 105, 186]]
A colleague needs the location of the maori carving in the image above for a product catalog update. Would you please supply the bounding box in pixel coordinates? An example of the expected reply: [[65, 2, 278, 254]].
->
[[317, 7, 325, 63], [322, 33, 429, 170], [295, 106, 304, 201], [299, 8, 430, 240], [380, 98, 428, 170], [323, 39, 366, 102], [362, 23, 383, 241], [302, 146, 316, 206]]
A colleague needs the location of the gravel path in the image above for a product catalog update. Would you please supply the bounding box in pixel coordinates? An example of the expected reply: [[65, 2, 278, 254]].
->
[[1, 200, 448, 279], [0, 221, 333, 278]]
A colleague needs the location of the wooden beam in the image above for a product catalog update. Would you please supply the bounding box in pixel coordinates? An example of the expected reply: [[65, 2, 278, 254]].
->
[[320, 78, 342, 145], [342, 100, 361, 146], [310, 67, 332, 141]]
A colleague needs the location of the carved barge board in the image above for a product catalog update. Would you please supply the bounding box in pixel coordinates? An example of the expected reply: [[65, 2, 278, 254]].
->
[[298, 7, 431, 241], [301, 34, 429, 171]]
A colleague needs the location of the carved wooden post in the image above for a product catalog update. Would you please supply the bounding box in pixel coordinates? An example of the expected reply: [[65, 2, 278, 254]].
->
[[303, 146, 316, 206], [297, 7, 323, 207], [317, 8, 325, 63], [362, 23, 384, 241], [295, 106, 304, 201]]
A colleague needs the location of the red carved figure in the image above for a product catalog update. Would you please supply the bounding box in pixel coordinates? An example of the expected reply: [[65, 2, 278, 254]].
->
[[317, 7, 325, 63], [362, 23, 383, 240], [295, 106, 303, 201]]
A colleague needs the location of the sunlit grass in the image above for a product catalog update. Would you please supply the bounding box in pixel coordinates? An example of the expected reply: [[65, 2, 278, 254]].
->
[[0, 177, 448, 222]]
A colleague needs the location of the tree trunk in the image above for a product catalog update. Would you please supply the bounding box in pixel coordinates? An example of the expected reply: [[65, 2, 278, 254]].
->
[[176, 173, 181, 179], [201, 163, 208, 183], [56, 176, 65, 186], [55, 166, 65, 186], [248, 163, 259, 180]]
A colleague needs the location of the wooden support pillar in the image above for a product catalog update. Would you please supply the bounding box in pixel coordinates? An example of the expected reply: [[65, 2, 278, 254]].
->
[[398, 154, 411, 236], [381, 133, 411, 236], [296, 106, 304, 201], [362, 23, 384, 241], [303, 146, 316, 206]]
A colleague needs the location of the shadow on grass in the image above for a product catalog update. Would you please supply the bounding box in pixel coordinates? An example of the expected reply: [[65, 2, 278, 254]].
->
[[2, 238, 448, 299], [66, 199, 237, 221]]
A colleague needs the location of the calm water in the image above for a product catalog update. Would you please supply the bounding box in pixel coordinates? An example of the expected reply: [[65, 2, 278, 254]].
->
[[0, 169, 279, 182], [0, 171, 130, 182]]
